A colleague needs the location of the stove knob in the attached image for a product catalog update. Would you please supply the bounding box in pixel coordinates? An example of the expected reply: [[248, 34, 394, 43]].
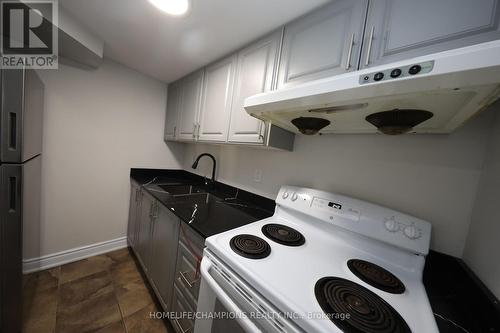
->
[[404, 225, 420, 239], [282, 191, 289, 199], [291, 192, 298, 201], [384, 218, 399, 232]]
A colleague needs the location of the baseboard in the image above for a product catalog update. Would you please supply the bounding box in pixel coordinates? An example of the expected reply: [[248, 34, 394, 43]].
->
[[22, 237, 128, 274]]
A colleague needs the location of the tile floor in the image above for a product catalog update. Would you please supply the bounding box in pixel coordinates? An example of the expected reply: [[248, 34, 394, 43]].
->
[[22, 247, 174, 333]]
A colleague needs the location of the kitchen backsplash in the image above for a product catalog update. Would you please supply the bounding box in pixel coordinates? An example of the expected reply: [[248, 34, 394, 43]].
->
[[181, 105, 499, 258]]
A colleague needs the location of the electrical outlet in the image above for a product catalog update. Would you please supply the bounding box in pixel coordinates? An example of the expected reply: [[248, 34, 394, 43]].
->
[[254, 169, 263, 183]]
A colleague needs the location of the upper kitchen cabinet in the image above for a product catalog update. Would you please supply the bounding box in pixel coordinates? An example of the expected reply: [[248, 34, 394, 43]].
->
[[360, 0, 500, 68], [164, 81, 182, 141], [197, 55, 237, 142], [277, 0, 369, 89], [177, 70, 204, 141], [228, 31, 281, 144]]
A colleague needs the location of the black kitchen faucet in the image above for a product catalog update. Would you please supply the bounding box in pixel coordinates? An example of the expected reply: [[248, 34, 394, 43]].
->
[[192, 153, 217, 185]]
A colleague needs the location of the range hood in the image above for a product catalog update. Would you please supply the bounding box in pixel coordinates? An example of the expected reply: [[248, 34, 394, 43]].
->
[[244, 40, 500, 135]]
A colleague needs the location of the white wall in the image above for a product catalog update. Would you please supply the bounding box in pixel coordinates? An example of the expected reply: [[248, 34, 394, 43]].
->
[[182, 109, 498, 257], [463, 106, 500, 299], [27, 60, 184, 259]]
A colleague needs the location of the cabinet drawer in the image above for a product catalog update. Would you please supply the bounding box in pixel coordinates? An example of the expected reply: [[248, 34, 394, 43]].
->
[[175, 241, 201, 307], [171, 284, 195, 333]]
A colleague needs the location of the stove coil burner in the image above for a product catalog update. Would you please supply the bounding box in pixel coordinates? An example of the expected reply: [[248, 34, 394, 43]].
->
[[262, 224, 305, 246], [315, 277, 411, 333], [230, 234, 271, 259], [348, 259, 405, 294]]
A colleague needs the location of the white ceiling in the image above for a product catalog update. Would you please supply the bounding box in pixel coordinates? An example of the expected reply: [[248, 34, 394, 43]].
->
[[60, 0, 330, 82]]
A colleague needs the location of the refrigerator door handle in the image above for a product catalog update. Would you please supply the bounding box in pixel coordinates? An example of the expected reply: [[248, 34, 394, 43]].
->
[[9, 112, 18, 151], [8, 176, 18, 212]]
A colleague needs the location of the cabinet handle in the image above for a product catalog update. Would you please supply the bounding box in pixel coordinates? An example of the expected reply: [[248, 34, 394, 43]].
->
[[364, 26, 375, 66], [179, 271, 198, 288], [173, 126, 177, 138], [152, 201, 159, 219], [196, 122, 200, 139], [174, 319, 190, 333], [258, 122, 266, 143], [345, 33, 355, 70], [192, 123, 196, 138]]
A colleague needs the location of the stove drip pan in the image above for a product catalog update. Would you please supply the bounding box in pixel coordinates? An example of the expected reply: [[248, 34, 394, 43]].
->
[[348, 259, 406, 294], [315, 277, 411, 333], [230, 234, 271, 259], [262, 224, 305, 246]]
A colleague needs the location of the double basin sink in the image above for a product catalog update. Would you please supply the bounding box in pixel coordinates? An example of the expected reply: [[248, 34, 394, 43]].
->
[[152, 183, 222, 203]]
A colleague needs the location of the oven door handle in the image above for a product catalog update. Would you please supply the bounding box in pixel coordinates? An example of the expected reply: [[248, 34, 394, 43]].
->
[[200, 258, 262, 333]]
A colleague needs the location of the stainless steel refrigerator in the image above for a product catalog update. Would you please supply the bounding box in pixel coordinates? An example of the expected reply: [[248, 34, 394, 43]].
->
[[0, 69, 44, 333]]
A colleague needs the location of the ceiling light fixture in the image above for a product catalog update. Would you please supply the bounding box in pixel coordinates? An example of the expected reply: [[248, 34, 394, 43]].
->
[[149, 0, 190, 16]]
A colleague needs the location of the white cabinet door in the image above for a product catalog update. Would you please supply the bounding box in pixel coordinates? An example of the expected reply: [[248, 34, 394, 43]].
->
[[177, 70, 204, 141], [164, 81, 182, 141], [197, 55, 237, 142], [228, 31, 281, 144], [361, 0, 500, 68], [277, 0, 369, 88]]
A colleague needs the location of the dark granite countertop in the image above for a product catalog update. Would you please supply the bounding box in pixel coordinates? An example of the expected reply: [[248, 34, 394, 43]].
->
[[130, 168, 275, 238], [424, 251, 500, 333]]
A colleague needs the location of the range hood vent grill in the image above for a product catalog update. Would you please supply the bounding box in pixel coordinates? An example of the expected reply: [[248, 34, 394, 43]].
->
[[365, 109, 434, 135], [291, 117, 330, 135]]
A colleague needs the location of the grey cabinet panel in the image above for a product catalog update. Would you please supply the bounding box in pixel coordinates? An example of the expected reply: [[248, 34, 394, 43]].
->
[[149, 204, 180, 311], [171, 284, 195, 333], [127, 182, 141, 247], [277, 0, 369, 88], [164, 81, 182, 141], [136, 191, 154, 272], [361, 0, 500, 68], [198, 55, 237, 142], [174, 241, 202, 309], [0, 69, 44, 163], [228, 31, 281, 144], [178, 70, 204, 141], [0, 164, 22, 333]]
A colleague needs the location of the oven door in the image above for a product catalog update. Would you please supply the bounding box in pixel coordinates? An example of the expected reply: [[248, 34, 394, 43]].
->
[[194, 253, 303, 333]]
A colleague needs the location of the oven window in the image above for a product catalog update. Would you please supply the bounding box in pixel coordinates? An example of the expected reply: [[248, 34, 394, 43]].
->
[[210, 300, 246, 333]]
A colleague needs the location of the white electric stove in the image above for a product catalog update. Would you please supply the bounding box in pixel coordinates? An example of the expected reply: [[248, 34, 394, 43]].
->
[[194, 186, 439, 333]]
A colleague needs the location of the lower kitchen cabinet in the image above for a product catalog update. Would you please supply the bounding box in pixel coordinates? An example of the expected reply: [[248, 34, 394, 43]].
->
[[173, 225, 204, 308], [170, 224, 204, 332], [127, 182, 207, 325], [171, 284, 196, 333], [149, 202, 180, 311], [136, 190, 154, 272], [127, 181, 142, 247], [128, 184, 189, 313]]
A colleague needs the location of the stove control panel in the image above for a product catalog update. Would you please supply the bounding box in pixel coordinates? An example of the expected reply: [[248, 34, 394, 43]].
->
[[384, 217, 422, 239], [311, 197, 360, 222], [277, 186, 432, 255]]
